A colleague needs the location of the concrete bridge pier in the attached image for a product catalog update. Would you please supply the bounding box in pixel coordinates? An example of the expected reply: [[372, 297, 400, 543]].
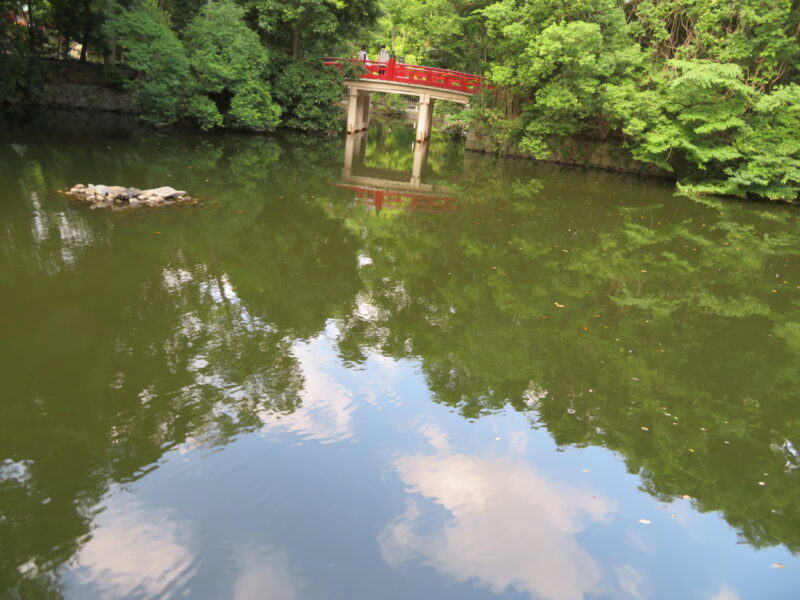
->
[[415, 95, 435, 143], [410, 136, 429, 187], [343, 80, 468, 139], [346, 89, 371, 134], [342, 130, 368, 179]]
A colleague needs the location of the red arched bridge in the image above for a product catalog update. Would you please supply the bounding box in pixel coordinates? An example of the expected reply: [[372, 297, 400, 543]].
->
[[323, 58, 485, 95], [323, 58, 486, 141]]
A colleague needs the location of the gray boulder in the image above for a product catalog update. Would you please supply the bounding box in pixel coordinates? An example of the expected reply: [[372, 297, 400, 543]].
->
[[142, 186, 186, 199]]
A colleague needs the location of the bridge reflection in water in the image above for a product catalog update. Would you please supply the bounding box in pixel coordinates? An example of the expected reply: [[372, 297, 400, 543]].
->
[[337, 131, 458, 215]]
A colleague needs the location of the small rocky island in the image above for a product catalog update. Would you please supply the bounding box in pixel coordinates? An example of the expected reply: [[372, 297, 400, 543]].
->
[[65, 184, 197, 209]]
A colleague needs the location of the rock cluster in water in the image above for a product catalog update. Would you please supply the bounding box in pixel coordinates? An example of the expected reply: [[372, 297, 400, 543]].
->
[[65, 184, 196, 209]]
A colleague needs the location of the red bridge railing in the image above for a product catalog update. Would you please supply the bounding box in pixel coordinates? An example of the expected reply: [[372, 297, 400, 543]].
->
[[322, 58, 484, 94]]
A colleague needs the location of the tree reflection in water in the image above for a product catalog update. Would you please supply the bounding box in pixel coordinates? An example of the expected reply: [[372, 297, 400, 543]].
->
[[0, 122, 358, 596], [2, 113, 800, 598], [331, 153, 800, 554]]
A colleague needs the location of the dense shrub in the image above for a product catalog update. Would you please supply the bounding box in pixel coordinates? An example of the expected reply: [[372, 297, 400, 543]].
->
[[272, 60, 346, 132], [381, 0, 800, 201], [183, 0, 281, 130], [112, 9, 197, 126]]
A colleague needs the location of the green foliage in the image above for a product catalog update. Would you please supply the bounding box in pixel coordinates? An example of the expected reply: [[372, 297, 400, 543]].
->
[[1, 0, 798, 199], [628, 0, 800, 88], [158, 0, 206, 29], [515, 21, 607, 157], [112, 1, 281, 130], [183, 0, 281, 130], [0, 55, 40, 105], [608, 60, 800, 200], [229, 78, 282, 130], [272, 60, 346, 131], [717, 84, 800, 200], [460, 0, 800, 200], [112, 8, 196, 125], [242, 0, 379, 59], [186, 94, 224, 129], [607, 60, 750, 172], [0, 1, 47, 103], [420, 0, 800, 200], [478, 0, 645, 156], [379, 0, 467, 67], [184, 1, 269, 91]]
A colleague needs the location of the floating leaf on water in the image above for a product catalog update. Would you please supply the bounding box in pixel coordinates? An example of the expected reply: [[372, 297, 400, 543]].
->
[[771, 563, 785, 569], [688, 448, 695, 453], [580, 469, 590, 473]]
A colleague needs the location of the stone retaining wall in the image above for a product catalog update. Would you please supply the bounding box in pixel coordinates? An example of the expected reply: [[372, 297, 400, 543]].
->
[[465, 126, 669, 178], [31, 60, 136, 114]]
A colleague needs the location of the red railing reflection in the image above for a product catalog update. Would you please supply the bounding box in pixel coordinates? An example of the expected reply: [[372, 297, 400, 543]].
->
[[337, 184, 458, 214]]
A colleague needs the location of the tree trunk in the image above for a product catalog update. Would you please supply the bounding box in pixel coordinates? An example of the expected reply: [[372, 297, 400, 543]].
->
[[80, 0, 92, 63], [103, 35, 116, 68], [80, 33, 89, 62], [26, 0, 37, 55], [292, 21, 303, 60], [102, 0, 116, 68]]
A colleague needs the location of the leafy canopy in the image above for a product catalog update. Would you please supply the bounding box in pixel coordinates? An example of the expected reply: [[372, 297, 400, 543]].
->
[[184, 0, 281, 130]]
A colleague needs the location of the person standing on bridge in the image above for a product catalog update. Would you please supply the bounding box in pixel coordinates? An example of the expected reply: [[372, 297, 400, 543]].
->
[[359, 45, 368, 61], [378, 45, 389, 75]]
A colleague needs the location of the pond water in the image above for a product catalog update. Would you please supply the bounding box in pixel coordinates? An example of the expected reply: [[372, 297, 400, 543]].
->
[[1, 111, 800, 600]]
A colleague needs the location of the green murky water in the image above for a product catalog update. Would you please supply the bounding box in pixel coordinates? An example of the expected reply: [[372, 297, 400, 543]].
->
[[1, 111, 800, 599]]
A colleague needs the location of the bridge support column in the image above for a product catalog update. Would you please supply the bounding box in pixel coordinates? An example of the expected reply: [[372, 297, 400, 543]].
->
[[346, 88, 359, 134], [347, 88, 371, 134], [410, 138, 429, 188], [343, 130, 367, 179], [359, 90, 371, 131], [416, 95, 435, 143]]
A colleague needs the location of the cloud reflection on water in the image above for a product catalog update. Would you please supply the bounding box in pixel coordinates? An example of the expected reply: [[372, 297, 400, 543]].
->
[[232, 547, 307, 600], [379, 427, 617, 600], [70, 497, 196, 599], [258, 336, 357, 444]]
